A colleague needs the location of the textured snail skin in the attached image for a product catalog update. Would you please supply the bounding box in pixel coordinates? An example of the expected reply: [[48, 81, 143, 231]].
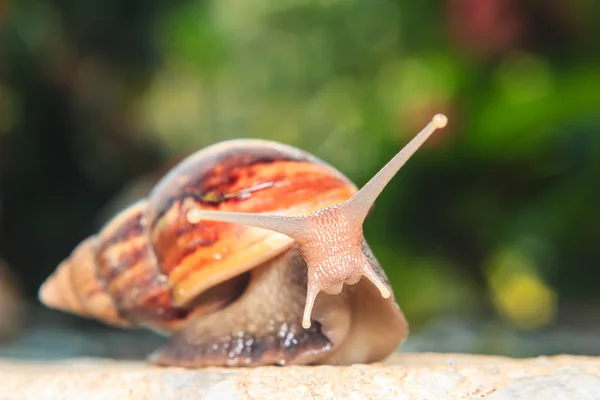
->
[[38, 139, 408, 367]]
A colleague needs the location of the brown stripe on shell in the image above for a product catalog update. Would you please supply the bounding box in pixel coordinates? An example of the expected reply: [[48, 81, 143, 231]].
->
[[160, 166, 354, 285], [144, 139, 358, 307], [92, 199, 250, 333], [38, 236, 131, 327], [145, 139, 356, 226], [94, 200, 192, 329]]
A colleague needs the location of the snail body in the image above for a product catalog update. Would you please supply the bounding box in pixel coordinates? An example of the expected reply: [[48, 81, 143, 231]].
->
[[39, 115, 447, 367]]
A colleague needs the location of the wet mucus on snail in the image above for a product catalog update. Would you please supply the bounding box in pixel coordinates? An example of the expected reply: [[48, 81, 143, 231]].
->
[[38, 114, 448, 367]]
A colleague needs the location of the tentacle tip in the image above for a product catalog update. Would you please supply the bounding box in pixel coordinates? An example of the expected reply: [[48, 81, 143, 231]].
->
[[432, 113, 448, 129], [186, 209, 203, 224], [302, 320, 312, 329]]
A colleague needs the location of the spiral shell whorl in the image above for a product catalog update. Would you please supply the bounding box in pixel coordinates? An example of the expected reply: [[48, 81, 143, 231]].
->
[[38, 237, 131, 327]]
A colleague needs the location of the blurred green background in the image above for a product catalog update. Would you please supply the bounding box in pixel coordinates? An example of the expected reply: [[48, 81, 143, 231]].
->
[[1, 0, 600, 359]]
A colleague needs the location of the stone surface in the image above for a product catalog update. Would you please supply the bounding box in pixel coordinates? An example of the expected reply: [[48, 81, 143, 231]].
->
[[1, 353, 600, 400]]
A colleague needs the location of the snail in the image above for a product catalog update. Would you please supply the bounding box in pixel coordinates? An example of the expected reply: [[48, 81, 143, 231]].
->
[[38, 114, 448, 367]]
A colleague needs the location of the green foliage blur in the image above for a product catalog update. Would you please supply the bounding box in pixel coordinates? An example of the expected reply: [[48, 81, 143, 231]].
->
[[1, 0, 600, 346]]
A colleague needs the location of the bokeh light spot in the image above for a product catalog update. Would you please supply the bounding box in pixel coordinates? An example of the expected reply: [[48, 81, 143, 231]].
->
[[487, 247, 557, 330], [495, 52, 554, 104]]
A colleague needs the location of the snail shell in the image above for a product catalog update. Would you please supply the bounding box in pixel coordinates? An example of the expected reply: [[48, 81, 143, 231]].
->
[[39, 115, 447, 367]]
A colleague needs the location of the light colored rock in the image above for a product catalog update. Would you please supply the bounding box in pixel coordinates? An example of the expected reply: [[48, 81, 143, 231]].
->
[[1, 353, 600, 400]]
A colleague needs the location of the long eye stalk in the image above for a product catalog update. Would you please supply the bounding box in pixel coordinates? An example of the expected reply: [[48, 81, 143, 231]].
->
[[342, 113, 447, 224]]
